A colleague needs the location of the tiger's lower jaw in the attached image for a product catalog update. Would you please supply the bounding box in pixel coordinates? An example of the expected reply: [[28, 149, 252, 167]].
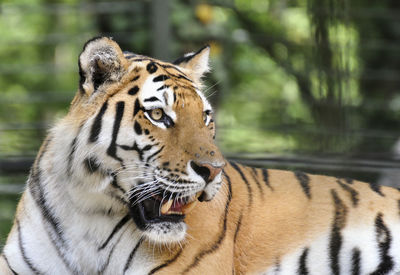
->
[[128, 195, 198, 243], [143, 222, 188, 243]]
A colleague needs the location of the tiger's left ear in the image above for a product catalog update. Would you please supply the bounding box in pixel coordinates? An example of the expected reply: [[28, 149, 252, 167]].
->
[[78, 37, 128, 96], [173, 45, 210, 85]]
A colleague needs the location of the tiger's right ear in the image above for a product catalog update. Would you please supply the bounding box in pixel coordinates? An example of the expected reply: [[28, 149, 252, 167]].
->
[[78, 37, 128, 96]]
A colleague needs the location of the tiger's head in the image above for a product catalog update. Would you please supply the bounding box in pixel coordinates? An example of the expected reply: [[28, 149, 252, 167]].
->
[[64, 37, 225, 243]]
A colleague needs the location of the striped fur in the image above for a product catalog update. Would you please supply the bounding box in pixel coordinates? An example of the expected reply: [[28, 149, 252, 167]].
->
[[2, 37, 400, 274]]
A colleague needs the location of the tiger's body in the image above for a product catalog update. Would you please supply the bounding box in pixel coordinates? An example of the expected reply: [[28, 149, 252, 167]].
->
[[1, 37, 400, 274]]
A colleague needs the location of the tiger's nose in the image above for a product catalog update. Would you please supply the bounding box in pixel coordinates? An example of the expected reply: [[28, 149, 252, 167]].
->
[[190, 161, 224, 183]]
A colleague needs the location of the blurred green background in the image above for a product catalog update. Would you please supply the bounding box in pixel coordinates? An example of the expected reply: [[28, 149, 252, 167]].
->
[[1, 0, 400, 248]]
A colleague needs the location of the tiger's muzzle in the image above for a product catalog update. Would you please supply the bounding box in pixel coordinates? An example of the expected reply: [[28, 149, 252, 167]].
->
[[128, 186, 203, 230]]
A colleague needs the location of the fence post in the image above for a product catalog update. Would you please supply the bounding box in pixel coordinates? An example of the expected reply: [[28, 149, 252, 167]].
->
[[150, 0, 171, 61]]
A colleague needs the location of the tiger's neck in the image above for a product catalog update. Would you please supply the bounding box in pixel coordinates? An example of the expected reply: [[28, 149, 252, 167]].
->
[[4, 132, 166, 274]]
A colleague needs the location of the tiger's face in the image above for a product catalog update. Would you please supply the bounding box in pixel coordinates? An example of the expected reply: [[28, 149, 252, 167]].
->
[[67, 37, 225, 243]]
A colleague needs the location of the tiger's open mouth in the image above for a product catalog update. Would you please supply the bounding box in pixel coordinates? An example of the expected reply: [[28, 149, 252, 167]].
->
[[128, 190, 200, 230]]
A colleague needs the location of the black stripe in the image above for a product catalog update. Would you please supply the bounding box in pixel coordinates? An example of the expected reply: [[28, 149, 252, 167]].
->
[[250, 168, 264, 197], [344, 178, 354, 185], [148, 249, 183, 275], [110, 173, 127, 195], [29, 171, 76, 273], [78, 59, 85, 93], [128, 86, 139, 95], [298, 247, 309, 275], [133, 98, 141, 116], [89, 101, 108, 143], [146, 145, 165, 162], [99, 222, 130, 273], [119, 141, 153, 162], [98, 214, 130, 250], [230, 162, 253, 207], [123, 237, 144, 273], [67, 136, 78, 175], [233, 211, 243, 245], [153, 74, 170, 82], [131, 75, 140, 81], [329, 189, 348, 275], [134, 121, 143, 135], [272, 260, 281, 274], [182, 171, 233, 274], [132, 58, 148, 62], [368, 182, 384, 197], [146, 62, 158, 73], [261, 168, 273, 190], [29, 170, 66, 246], [107, 101, 125, 162], [132, 58, 188, 77], [294, 171, 311, 199], [160, 64, 188, 76], [28, 145, 76, 274], [173, 52, 196, 65], [351, 248, 361, 275], [173, 73, 193, 83], [2, 254, 18, 275], [173, 45, 209, 65], [337, 179, 359, 207], [398, 200, 400, 218], [67, 123, 84, 176], [144, 97, 161, 102], [29, 137, 52, 189], [370, 213, 394, 274], [157, 84, 169, 91], [17, 220, 41, 275]]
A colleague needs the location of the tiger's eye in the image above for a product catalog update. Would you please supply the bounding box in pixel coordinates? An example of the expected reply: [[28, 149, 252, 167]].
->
[[150, 108, 163, 120]]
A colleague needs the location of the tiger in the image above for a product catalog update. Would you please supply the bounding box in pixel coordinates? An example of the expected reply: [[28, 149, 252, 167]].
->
[[1, 36, 400, 275]]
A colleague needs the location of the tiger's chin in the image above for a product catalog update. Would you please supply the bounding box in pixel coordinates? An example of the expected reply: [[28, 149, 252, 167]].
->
[[144, 222, 188, 243], [128, 191, 201, 243]]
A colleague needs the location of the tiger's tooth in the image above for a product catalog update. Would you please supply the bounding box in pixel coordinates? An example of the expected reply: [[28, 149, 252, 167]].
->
[[167, 211, 183, 215], [161, 200, 173, 214]]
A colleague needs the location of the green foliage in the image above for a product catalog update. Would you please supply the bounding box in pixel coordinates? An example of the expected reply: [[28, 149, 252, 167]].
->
[[0, 194, 20, 248]]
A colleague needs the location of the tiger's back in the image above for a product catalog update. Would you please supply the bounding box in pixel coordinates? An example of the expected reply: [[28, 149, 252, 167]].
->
[[1, 37, 400, 274], [224, 164, 400, 274]]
